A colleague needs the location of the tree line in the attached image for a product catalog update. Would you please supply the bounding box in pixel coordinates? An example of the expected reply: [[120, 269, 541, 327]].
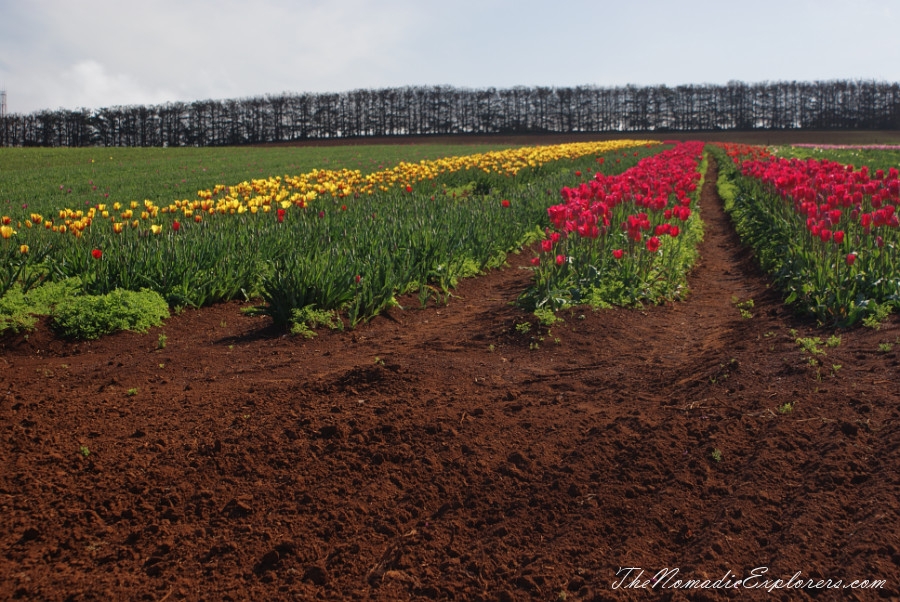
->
[[2, 80, 898, 147]]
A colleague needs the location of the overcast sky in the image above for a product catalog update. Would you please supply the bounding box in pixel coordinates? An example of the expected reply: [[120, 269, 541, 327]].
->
[[1, 0, 898, 114]]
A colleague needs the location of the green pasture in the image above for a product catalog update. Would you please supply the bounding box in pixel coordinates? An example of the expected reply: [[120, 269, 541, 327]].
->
[[774, 146, 900, 173], [0, 142, 522, 220]]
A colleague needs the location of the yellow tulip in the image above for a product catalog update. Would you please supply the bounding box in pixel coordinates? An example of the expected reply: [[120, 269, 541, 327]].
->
[[20, 245, 29, 254], [25, 140, 655, 242]]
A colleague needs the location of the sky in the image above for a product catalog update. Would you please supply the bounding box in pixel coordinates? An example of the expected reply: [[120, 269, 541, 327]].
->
[[1, 0, 898, 115]]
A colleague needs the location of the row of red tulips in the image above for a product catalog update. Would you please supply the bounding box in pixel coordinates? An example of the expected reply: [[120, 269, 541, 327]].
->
[[713, 143, 899, 325], [524, 142, 705, 309]]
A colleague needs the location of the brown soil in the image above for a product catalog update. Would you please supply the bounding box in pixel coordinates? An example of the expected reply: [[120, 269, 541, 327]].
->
[[2, 154, 900, 601]]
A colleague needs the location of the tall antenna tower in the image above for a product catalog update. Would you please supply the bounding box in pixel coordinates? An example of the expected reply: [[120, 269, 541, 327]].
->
[[0, 89, 7, 118]]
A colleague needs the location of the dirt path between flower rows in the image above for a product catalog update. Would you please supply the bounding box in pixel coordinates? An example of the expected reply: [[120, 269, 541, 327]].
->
[[2, 158, 899, 601]]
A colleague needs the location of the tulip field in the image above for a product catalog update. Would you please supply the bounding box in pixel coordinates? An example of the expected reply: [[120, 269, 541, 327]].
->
[[4, 138, 900, 335], [3, 134, 900, 601], [1, 140, 661, 336]]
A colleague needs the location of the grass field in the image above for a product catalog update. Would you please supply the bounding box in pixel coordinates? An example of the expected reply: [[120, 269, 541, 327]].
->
[[0, 143, 525, 218], [774, 145, 900, 172]]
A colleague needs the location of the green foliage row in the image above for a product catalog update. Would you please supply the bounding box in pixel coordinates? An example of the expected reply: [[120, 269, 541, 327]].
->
[[252, 148, 662, 331]]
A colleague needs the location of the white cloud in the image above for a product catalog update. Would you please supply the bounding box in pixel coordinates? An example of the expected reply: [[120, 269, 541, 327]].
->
[[2, 0, 428, 111], [58, 60, 177, 109], [1, 0, 899, 114]]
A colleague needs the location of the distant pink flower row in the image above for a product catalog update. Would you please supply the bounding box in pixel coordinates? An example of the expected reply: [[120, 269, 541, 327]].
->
[[790, 144, 900, 151]]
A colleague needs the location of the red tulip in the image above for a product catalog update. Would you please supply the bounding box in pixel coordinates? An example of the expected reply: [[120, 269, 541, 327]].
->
[[501, 199, 510, 208], [861, 213, 873, 228], [612, 249, 624, 260], [91, 249, 103, 260], [646, 236, 660, 253]]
